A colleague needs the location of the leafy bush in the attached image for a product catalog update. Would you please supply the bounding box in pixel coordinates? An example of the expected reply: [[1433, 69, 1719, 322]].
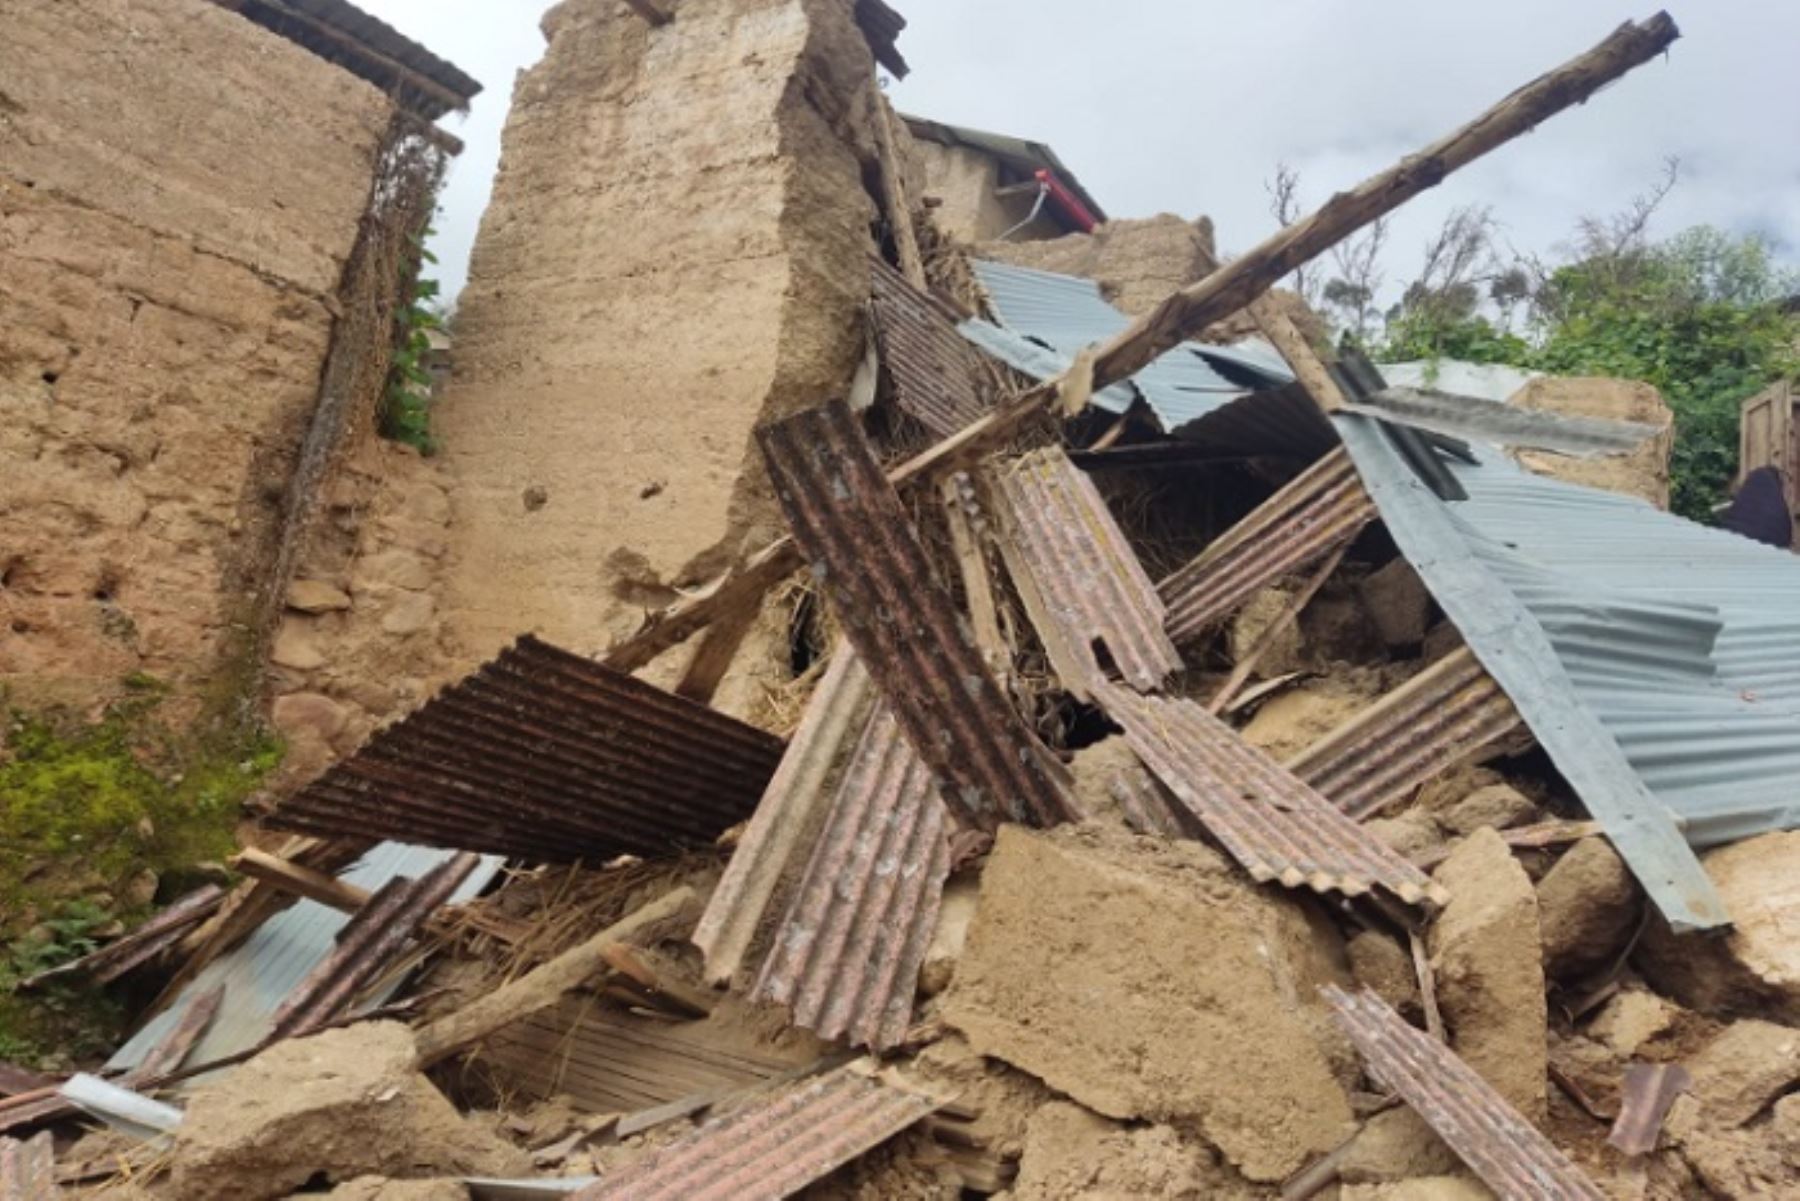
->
[[381, 233, 444, 454]]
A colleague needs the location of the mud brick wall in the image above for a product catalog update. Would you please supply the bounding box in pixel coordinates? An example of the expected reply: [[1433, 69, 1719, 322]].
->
[[0, 0, 389, 716]]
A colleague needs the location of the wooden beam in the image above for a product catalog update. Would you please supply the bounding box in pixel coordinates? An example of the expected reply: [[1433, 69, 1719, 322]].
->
[[232, 846, 371, 913], [940, 473, 1012, 687], [870, 93, 927, 287], [598, 13, 1679, 674]]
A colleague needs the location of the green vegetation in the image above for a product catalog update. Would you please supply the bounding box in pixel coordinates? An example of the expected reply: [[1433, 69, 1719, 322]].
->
[[0, 686, 281, 1066], [381, 229, 445, 455]]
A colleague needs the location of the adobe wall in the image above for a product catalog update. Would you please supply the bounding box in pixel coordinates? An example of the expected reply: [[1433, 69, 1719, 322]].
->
[[912, 140, 1063, 244], [433, 0, 880, 707], [0, 0, 390, 717]]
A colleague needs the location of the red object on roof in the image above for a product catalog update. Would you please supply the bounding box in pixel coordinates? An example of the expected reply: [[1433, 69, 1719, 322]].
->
[[1036, 169, 1099, 233]]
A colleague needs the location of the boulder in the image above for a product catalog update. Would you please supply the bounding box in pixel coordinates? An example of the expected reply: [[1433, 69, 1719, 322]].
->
[[1636, 831, 1800, 1023], [381, 592, 438, 636], [1436, 784, 1537, 838], [1535, 837, 1640, 978], [1010, 1101, 1257, 1200], [1347, 930, 1418, 1016], [270, 618, 326, 671], [1587, 989, 1682, 1057], [944, 825, 1354, 1182], [1428, 828, 1548, 1118], [1357, 558, 1432, 648], [169, 1023, 529, 1200], [1227, 587, 1305, 678], [1685, 1019, 1800, 1127], [271, 691, 349, 745], [1336, 1107, 1459, 1184]]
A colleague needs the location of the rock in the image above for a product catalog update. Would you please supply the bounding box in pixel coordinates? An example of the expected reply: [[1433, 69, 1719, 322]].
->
[[1348, 930, 1418, 1016], [1068, 738, 1160, 832], [1536, 837, 1640, 979], [1685, 1019, 1800, 1127], [1421, 621, 1464, 663], [169, 1022, 529, 1200], [1357, 558, 1432, 648], [1340, 1177, 1493, 1201], [1428, 828, 1548, 1118], [1363, 812, 1445, 862], [943, 825, 1354, 1182], [1239, 671, 1386, 762], [1636, 831, 1800, 1023], [324, 1180, 471, 1201], [270, 619, 326, 671], [1666, 1092, 1800, 1199], [122, 868, 159, 909], [1010, 1101, 1258, 1199], [270, 691, 349, 744], [353, 548, 433, 593], [381, 592, 437, 636], [1587, 990, 1681, 1057], [287, 579, 353, 613], [1227, 587, 1305, 678], [919, 877, 979, 997], [1437, 784, 1538, 838], [1336, 1107, 1460, 1184]]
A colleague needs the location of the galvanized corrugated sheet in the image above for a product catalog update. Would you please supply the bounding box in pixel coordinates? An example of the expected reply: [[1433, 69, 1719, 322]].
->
[[751, 707, 951, 1050], [758, 401, 1076, 831], [969, 260, 1273, 435], [269, 635, 784, 862], [695, 650, 878, 984], [1325, 986, 1606, 1200], [954, 319, 1140, 413], [236, 0, 481, 118], [869, 258, 989, 438], [1343, 385, 1660, 456], [1286, 647, 1524, 819], [109, 843, 502, 1080], [1337, 414, 1730, 930], [1377, 360, 1539, 403], [0, 1132, 55, 1201], [571, 1065, 942, 1201], [1092, 683, 1445, 906], [1159, 447, 1376, 646], [477, 997, 806, 1116], [989, 447, 1183, 696], [271, 851, 480, 1039]]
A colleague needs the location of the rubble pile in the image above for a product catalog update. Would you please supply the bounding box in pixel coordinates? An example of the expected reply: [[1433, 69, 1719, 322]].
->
[[9, 5, 1800, 1201]]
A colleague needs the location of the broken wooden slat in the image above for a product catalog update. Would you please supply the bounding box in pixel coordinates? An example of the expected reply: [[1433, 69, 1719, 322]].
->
[[1325, 986, 1606, 1201], [129, 985, 224, 1084], [22, 885, 225, 990]]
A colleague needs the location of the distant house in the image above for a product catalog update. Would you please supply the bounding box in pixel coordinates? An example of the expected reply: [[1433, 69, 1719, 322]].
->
[[901, 116, 1106, 244]]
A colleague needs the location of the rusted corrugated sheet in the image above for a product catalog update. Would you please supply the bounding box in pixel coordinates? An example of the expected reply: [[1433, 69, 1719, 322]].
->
[[758, 401, 1075, 832], [694, 649, 878, 985], [751, 707, 951, 1050], [1609, 1063, 1691, 1156], [572, 1064, 942, 1201], [1325, 987, 1607, 1200], [1093, 684, 1445, 906], [989, 447, 1183, 697], [23, 885, 225, 989], [268, 636, 785, 861], [1159, 447, 1375, 645], [271, 851, 479, 1039], [478, 997, 808, 1116], [0, 1132, 55, 1201], [1286, 647, 1526, 819], [869, 258, 987, 438]]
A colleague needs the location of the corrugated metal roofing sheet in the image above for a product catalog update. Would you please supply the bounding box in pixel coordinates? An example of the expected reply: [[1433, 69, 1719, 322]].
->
[[110, 843, 502, 1078], [1158, 447, 1376, 646], [1092, 683, 1446, 906], [268, 635, 784, 862], [0, 1132, 55, 1201], [751, 707, 951, 1050], [23, 885, 224, 989], [1287, 647, 1525, 819], [1377, 360, 1539, 404], [1325, 986, 1606, 1201], [989, 447, 1183, 696], [1337, 414, 1729, 931], [477, 997, 806, 1116], [869, 258, 989, 438], [757, 401, 1076, 832], [571, 1064, 942, 1201]]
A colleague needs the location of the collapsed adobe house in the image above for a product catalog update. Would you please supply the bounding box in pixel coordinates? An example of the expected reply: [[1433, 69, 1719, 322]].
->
[[8, 4, 1800, 1201]]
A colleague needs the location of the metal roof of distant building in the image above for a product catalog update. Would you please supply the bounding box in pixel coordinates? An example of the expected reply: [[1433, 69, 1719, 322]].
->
[[900, 116, 1107, 224], [1377, 360, 1539, 403], [963, 259, 1294, 433]]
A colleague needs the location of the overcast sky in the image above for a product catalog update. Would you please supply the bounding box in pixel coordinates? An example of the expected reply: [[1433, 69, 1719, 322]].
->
[[359, 1, 1799, 306]]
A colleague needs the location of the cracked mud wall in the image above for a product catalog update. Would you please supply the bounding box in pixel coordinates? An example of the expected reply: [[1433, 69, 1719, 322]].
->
[[433, 0, 879, 695], [0, 0, 390, 717]]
